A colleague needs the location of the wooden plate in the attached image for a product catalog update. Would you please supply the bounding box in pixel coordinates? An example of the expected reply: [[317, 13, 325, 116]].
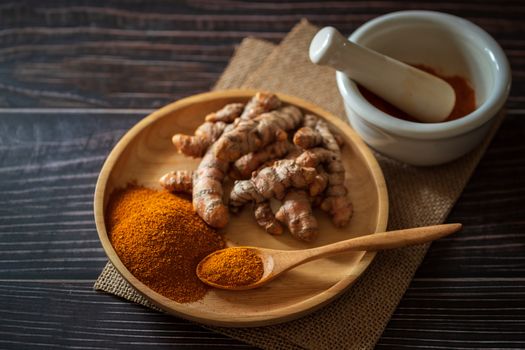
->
[[94, 89, 388, 327]]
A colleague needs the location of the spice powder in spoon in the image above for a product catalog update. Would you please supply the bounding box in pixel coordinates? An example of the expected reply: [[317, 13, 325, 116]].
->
[[107, 185, 225, 303], [198, 248, 264, 288]]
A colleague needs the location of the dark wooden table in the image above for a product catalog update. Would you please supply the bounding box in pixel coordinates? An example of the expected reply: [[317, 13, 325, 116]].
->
[[1, 1, 524, 349]]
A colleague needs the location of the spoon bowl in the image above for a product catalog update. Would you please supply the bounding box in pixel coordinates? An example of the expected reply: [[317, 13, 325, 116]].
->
[[197, 223, 462, 291], [196, 247, 278, 290]]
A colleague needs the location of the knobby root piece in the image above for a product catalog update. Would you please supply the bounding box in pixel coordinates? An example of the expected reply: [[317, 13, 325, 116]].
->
[[205, 103, 244, 123], [240, 92, 281, 120], [229, 180, 264, 208], [230, 140, 294, 180], [172, 121, 227, 158], [169, 92, 349, 235], [253, 159, 278, 175], [254, 201, 283, 235], [321, 196, 353, 228], [172, 103, 244, 158], [285, 145, 304, 160], [309, 167, 329, 197], [159, 170, 193, 194], [303, 113, 319, 128], [192, 148, 229, 228], [275, 190, 318, 242], [321, 183, 353, 226], [204, 107, 302, 227], [316, 119, 341, 153], [296, 147, 338, 168], [307, 120, 353, 227], [214, 105, 303, 162], [229, 158, 317, 208], [296, 147, 352, 226], [302, 113, 344, 148], [311, 195, 323, 208], [293, 126, 323, 149], [252, 159, 317, 201]]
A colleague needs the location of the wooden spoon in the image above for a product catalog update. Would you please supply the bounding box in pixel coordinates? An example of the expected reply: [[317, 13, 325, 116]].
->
[[197, 223, 461, 290], [309, 26, 456, 123]]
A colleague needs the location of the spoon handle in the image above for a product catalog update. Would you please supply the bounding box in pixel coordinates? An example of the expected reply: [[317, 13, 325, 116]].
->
[[299, 223, 461, 264]]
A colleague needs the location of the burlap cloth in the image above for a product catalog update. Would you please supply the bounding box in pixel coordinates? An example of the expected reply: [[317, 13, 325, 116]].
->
[[95, 20, 505, 349]]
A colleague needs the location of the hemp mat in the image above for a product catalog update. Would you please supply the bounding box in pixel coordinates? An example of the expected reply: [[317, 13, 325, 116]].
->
[[95, 20, 505, 349]]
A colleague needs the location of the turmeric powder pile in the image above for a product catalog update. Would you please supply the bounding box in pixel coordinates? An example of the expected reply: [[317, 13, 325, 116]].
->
[[197, 248, 264, 287], [107, 185, 225, 303]]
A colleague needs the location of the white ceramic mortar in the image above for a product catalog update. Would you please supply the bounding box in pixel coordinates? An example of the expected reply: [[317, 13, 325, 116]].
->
[[336, 11, 511, 166]]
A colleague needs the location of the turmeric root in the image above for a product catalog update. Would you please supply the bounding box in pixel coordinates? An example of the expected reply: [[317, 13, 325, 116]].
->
[[169, 92, 350, 236], [205, 103, 244, 123], [301, 113, 344, 148], [192, 148, 230, 228], [303, 113, 319, 128], [293, 126, 323, 149], [214, 105, 303, 162], [306, 119, 353, 227], [316, 119, 341, 153], [296, 147, 352, 226], [296, 147, 338, 168], [240, 92, 281, 120], [173, 97, 282, 227], [198, 126, 298, 228], [229, 158, 317, 208], [172, 103, 244, 158], [229, 180, 264, 207], [309, 167, 329, 197], [159, 170, 193, 194], [230, 140, 294, 180], [172, 121, 227, 158], [254, 201, 283, 235], [275, 190, 318, 242], [311, 194, 323, 208], [321, 196, 353, 229], [285, 144, 304, 160]]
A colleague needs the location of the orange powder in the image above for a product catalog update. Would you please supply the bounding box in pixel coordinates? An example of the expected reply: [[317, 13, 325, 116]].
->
[[107, 186, 225, 303], [198, 248, 264, 287], [358, 64, 476, 122]]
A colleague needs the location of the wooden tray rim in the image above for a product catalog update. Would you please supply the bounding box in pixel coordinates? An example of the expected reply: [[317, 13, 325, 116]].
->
[[94, 89, 389, 327]]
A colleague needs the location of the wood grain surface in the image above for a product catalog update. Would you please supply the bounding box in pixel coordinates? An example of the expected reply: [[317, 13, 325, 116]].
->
[[0, 0, 524, 349]]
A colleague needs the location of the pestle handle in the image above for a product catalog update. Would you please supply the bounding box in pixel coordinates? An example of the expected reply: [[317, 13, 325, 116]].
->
[[309, 27, 456, 123]]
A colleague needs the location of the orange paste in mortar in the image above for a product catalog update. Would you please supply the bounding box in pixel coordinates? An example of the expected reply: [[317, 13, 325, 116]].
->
[[358, 64, 476, 122]]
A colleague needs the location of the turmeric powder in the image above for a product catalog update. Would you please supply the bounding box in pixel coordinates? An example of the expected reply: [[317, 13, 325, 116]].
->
[[197, 248, 264, 287], [107, 185, 225, 303]]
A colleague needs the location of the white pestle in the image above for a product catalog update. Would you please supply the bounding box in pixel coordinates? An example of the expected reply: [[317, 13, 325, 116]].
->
[[309, 27, 456, 123]]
